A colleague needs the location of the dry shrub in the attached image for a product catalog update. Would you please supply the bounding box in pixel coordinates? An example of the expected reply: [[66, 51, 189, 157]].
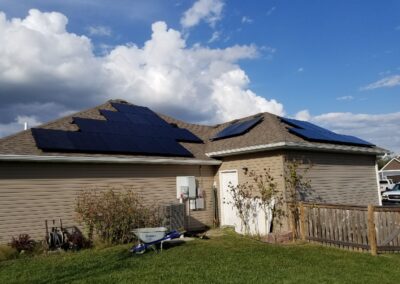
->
[[0, 245, 18, 261], [76, 188, 162, 244], [9, 234, 36, 253]]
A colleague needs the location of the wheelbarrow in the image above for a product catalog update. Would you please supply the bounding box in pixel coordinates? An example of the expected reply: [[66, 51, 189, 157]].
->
[[130, 227, 182, 254]]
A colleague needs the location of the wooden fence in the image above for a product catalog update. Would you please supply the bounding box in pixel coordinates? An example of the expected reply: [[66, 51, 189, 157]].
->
[[297, 202, 400, 255]]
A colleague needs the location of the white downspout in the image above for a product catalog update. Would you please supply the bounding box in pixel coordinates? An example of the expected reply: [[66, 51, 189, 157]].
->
[[375, 162, 382, 206]]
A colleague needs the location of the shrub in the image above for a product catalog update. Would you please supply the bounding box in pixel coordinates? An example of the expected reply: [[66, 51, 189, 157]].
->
[[76, 188, 162, 244], [9, 234, 36, 253], [0, 245, 18, 261]]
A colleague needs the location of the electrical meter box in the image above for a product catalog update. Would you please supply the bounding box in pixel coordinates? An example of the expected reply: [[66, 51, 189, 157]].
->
[[176, 176, 196, 199]]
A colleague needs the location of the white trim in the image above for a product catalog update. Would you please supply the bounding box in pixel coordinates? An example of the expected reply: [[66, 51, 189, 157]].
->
[[0, 154, 222, 166], [375, 162, 382, 205], [219, 169, 238, 227], [206, 141, 386, 157]]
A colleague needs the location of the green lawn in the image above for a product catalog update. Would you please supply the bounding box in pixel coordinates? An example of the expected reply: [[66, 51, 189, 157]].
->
[[1, 230, 400, 283]]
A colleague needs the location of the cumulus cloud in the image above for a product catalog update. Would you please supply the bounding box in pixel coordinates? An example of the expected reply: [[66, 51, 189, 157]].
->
[[87, 25, 112, 36], [361, 75, 400, 90], [0, 9, 283, 137], [180, 0, 224, 29], [311, 112, 400, 154], [294, 110, 311, 121]]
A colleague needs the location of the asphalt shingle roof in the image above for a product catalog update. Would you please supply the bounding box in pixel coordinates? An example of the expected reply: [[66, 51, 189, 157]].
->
[[0, 99, 386, 160]]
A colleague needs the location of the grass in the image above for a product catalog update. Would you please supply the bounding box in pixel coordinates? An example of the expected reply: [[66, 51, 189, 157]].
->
[[1, 230, 400, 283]]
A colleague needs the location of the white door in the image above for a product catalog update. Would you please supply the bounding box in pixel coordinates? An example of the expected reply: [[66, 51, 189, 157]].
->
[[220, 170, 239, 226]]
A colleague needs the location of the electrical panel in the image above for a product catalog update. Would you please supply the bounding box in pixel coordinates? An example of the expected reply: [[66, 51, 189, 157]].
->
[[176, 176, 196, 199]]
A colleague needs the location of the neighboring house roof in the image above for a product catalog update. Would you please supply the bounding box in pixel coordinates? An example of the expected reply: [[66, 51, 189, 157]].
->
[[0, 99, 387, 164], [381, 157, 400, 171]]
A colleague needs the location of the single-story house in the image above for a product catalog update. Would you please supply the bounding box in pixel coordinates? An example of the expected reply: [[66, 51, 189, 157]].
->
[[380, 156, 400, 183], [0, 100, 386, 243]]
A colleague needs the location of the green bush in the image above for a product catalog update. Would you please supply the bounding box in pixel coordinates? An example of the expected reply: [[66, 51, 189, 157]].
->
[[76, 188, 162, 244], [0, 245, 18, 261]]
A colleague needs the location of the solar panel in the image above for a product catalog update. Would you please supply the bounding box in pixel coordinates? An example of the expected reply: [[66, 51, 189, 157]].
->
[[281, 117, 374, 146], [32, 103, 202, 157], [212, 116, 263, 140], [172, 128, 203, 143], [31, 128, 75, 151], [111, 103, 152, 115], [99, 110, 130, 122], [73, 118, 134, 135]]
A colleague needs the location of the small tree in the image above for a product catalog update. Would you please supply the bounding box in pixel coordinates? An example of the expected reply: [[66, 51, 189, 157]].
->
[[227, 179, 255, 235], [249, 169, 285, 230], [284, 159, 312, 239], [226, 168, 284, 236]]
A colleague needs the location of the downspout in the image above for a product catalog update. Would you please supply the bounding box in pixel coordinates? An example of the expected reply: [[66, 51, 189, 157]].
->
[[375, 160, 382, 206]]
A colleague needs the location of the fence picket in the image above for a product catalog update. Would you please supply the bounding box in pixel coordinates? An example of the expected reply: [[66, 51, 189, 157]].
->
[[295, 202, 400, 254]]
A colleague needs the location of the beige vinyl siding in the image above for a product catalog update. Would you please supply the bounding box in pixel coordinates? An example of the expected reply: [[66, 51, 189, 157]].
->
[[285, 151, 379, 206], [216, 150, 285, 193], [0, 162, 216, 244]]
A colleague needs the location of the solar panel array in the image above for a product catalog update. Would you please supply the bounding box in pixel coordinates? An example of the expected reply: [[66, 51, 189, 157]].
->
[[211, 116, 263, 140], [31, 103, 203, 157], [280, 117, 374, 147]]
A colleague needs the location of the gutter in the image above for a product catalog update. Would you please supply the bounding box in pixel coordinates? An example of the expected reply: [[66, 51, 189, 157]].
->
[[206, 141, 387, 158], [0, 154, 222, 166]]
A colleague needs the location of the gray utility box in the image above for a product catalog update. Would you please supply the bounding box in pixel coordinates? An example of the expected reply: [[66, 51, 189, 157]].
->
[[176, 176, 196, 199]]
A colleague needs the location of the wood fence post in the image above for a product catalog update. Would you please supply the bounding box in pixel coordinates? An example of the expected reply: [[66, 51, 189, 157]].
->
[[299, 202, 306, 241], [367, 204, 377, 256]]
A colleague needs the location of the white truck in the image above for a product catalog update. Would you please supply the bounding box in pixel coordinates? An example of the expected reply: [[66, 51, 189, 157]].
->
[[379, 178, 395, 193]]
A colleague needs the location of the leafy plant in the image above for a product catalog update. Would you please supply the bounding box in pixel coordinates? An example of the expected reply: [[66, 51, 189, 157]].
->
[[284, 158, 312, 239], [248, 169, 285, 229], [76, 187, 162, 244], [226, 168, 284, 235], [9, 234, 36, 253]]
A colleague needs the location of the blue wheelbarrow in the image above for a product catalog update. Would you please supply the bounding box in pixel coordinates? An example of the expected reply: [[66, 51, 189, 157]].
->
[[130, 227, 182, 254]]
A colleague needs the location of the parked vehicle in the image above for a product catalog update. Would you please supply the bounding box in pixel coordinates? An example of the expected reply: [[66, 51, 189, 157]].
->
[[379, 178, 395, 192], [381, 183, 400, 204]]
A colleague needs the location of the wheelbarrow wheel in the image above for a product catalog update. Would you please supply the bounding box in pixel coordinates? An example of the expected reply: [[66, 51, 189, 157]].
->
[[135, 248, 146, 255], [131, 243, 146, 254]]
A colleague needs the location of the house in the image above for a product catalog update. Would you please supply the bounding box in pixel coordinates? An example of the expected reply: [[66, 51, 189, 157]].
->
[[380, 156, 400, 183], [0, 100, 386, 243]]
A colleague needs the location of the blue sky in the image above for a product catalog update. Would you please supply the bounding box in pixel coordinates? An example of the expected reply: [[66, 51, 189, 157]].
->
[[0, 0, 399, 153]]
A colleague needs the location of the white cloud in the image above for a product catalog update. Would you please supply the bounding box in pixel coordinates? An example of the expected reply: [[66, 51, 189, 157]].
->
[[311, 112, 400, 154], [241, 16, 253, 24], [87, 25, 112, 36], [297, 67, 304, 72], [266, 6, 276, 16], [180, 0, 224, 29], [208, 31, 220, 43], [294, 110, 311, 121], [336, 95, 354, 101], [361, 75, 400, 90], [0, 9, 284, 137]]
